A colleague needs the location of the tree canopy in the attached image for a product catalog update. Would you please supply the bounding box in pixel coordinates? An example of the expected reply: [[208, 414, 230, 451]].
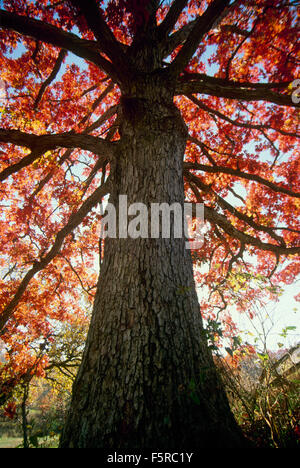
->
[[0, 0, 299, 409]]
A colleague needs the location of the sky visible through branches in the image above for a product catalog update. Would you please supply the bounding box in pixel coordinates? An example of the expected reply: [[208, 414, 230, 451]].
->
[[0, 0, 299, 352]]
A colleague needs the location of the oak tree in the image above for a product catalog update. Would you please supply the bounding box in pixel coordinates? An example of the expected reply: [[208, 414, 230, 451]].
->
[[0, 0, 299, 448]]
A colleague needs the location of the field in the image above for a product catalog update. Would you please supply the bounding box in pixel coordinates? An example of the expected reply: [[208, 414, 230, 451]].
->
[[0, 436, 23, 448]]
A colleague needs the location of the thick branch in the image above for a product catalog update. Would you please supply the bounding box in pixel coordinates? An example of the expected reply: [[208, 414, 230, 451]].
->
[[204, 205, 300, 256], [0, 9, 117, 80], [0, 148, 44, 182], [157, 0, 189, 39], [0, 177, 111, 332], [69, 0, 131, 81], [0, 129, 115, 159], [161, 18, 197, 59], [184, 159, 300, 199], [186, 94, 299, 139], [23, 103, 117, 198], [176, 74, 299, 107], [0, 129, 115, 182], [85, 104, 118, 134], [189, 182, 300, 256], [179, 73, 292, 89], [168, 0, 230, 77], [185, 170, 288, 246]]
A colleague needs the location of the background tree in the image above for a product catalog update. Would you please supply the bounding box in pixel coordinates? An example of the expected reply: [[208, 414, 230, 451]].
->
[[0, 0, 299, 448], [0, 318, 87, 447]]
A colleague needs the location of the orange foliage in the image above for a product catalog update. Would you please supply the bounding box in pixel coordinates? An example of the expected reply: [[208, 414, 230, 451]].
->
[[0, 0, 299, 404]]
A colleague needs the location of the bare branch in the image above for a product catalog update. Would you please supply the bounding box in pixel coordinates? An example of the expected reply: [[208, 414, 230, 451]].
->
[[0, 129, 115, 161], [0, 9, 118, 80], [34, 49, 67, 109]]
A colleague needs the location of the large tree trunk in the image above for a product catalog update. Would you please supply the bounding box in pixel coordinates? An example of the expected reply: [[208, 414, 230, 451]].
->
[[60, 81, 249, 448]]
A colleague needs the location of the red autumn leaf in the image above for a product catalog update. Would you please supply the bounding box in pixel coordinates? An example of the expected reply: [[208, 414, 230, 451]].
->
[[3, 401, 17, 420]]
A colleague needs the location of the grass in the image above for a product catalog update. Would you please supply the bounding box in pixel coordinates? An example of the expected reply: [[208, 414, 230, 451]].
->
[[0, 436, 23, 448], [0, 434, 59, 448]]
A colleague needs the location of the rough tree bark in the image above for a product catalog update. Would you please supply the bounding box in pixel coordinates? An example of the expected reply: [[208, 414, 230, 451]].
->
[[60, 77, 249, 448]]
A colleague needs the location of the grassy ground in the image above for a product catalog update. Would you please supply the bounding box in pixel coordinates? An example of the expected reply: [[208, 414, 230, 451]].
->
[[0, 435, 59, 448], [0, 436, 23, 448]]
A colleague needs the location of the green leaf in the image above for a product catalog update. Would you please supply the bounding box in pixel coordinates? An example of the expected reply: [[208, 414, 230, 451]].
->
[[257, 352, 269, 361]]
